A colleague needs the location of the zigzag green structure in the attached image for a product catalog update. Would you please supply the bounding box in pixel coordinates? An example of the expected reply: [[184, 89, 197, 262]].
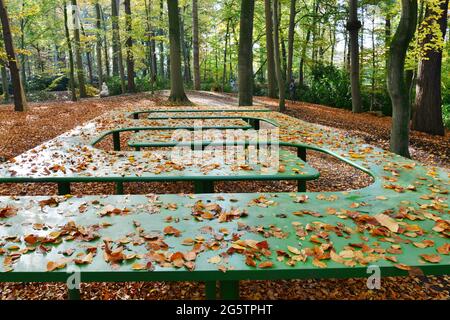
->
[[0, 105, 448, 299]]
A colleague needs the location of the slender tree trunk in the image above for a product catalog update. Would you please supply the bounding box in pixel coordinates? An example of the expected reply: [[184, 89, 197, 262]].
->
[[371, 9, 375, 111], [273, 0, 285, 111], [159, 0, 165, 78], [299, 28, 311, 86], [286, 0, 296, 83], [387, 0, 417, 157], [167, 0, 189, 102], [0, 0, 27, 111], [412, 0, 448, 136], [222, 18, 230, 92], [264, 0, 277, 98], [20, 1, 27, 88], [64, 1, 77, 101], [1, 63, 9, 103], [95, 1, 103, 89], [346, 0, 363, 113], [192, 0, 200, 90], [124, 0, 135, 92], [180, 7, 190, 84], [144, 0, 157, 93], [80, 23, 94, 85], [238, 0, 255, 106], [111, 0, 119, 76], [101, 6, 110, 79], [112, 0, 126, 93], [71, 0, 87, 98]]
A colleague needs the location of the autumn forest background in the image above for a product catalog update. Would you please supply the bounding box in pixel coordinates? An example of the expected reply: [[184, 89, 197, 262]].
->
[[0, 0, 448, 153]]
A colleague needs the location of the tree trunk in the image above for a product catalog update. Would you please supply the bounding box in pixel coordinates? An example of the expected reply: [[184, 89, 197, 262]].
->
[[101, 6, 110, 79], [95, 1, 103, 89], [180, 7, 190, 84], [124, 0, 135, 93], [144, 0, 157, 92], [80, 23, 94, 85], [0, 0, 27, 111], [286, 0, 296, 83], [412, 0, 448, 136], [238, 0, 255, 106], [192, 0, 200, 90], [159, 0, 165, 78], [387, 0, 417, 157], [20, 1, 27, 88], [299, 28, 311, 86], [273, 0, 285, 111], [1, 63, 9, 103], [111, 0, 126, 93], [222, 18, 230, 92], [167, 0, 189, 103], [264, 0, 277, 98], [64, 1, 77, 101], [346, 0, 363, 113], [71, 0, 87, 98]]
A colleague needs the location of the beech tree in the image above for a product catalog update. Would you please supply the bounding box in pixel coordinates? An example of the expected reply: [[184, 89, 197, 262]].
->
[[167, 0, 189, 103], [264, 0, 277, 98], [238, 0, 255, 106], [192, 0, 200, 90], [0, 0, 27, 111], [412, 0, 449, 136], [71, 0, 87, 98], [387, 0, 417, 157], [272, 0, 285, 111], [124, 0, 136, 93], [63, 1, 76, 101], [346, 0, 363, 113]]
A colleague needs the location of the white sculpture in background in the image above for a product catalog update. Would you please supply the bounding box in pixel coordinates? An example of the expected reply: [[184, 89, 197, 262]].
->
[[99, 82, 109, 98]]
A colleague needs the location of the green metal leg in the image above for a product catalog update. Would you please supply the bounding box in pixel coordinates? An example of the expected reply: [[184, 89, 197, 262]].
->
[[135, 147, 141, 151], [194, 181, 214, 194], [116, 182, 124, 195], [298, 180, 306, 192], [113, 131, 121, 151], [220, 281, 239, 300], [297, 147, 306, 161], [205, 281, 217, 300], [68, 287, 81, 300], [254, 120, 260, 130], [57, 182, 71, 195]]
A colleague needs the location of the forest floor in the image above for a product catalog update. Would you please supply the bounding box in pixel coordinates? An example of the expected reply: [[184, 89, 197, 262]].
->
[[0, 91, 448, 300]]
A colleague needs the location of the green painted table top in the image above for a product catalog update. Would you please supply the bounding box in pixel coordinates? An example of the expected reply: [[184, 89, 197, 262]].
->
[[0, 192, 448, 282], [0, 105, 448, 281], [127, 128, 279, 148]]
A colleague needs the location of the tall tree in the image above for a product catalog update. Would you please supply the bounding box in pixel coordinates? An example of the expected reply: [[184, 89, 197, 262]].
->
[[1, 63, 9, 103], [286, 0, 296, 83], [0, 0, 27, 111], [346, 0, 363, 113], [273, 0, 285, 111], [124, 0, 136, 92], [387, 0, 418, 157], [167, 0, 189, 102], [64, 1, 77, 101], [412, 0, 449, 136], [264, 0, 277, 98], [111, 0, 126, 93], [71, 0, 87, 98], [238, 0, 255, 106], [192, 0, 200, 90], [159, 0, 165, 78], [95, 1, 103, 89]]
